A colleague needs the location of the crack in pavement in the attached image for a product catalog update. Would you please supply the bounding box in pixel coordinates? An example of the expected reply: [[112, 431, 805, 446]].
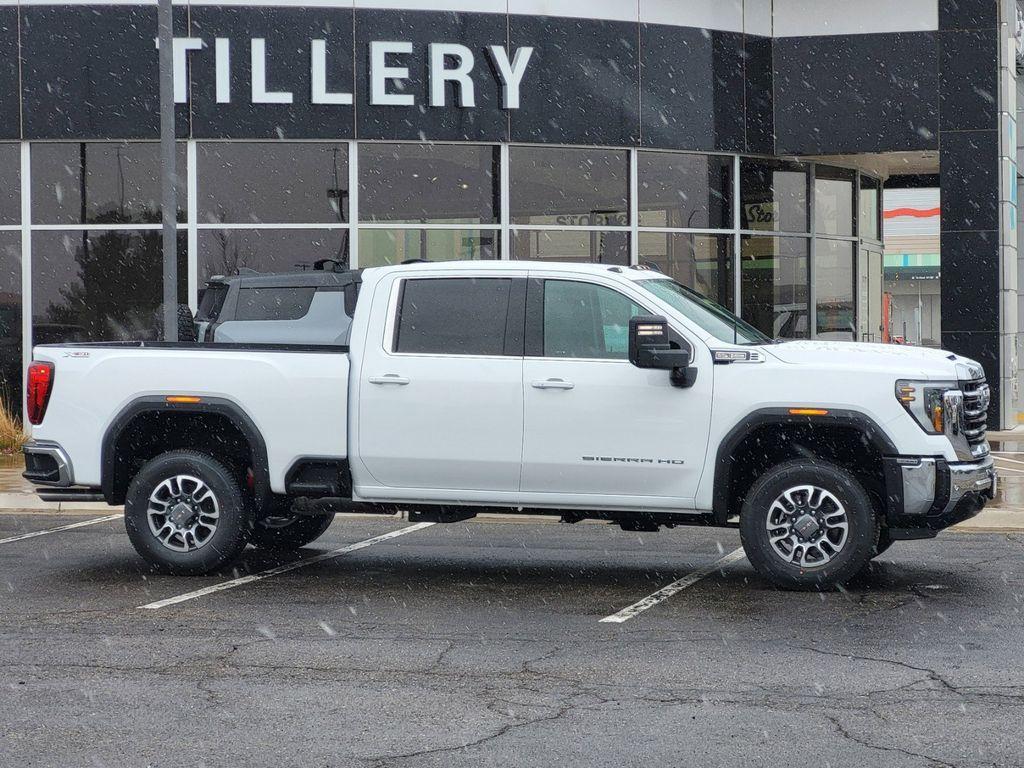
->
[[825, 714, 960, 767]]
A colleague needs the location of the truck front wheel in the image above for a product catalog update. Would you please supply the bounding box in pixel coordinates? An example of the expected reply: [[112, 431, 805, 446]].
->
[[124, 450, 251, 575], [739, 460, 878, 590]]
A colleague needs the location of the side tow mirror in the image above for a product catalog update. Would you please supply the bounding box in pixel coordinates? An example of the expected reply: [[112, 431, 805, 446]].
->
[[628, 315, 697, 388]]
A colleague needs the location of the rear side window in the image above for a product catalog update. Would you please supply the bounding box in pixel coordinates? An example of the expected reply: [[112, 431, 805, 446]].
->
[[196, 283, 229, 322], [395, 278, 511, 356], [235, 287, 316, 321]]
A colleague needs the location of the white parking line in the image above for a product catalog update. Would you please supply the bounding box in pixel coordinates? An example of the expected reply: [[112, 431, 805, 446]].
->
[[140, 521, 435, 610], [993, 454, 1024, 466], [599, 547, 747, 624], [0, 513, 123, 546]]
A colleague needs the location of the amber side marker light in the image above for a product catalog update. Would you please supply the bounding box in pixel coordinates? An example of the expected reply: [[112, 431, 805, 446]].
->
[[166, 396, 202, 404], [789, 408, 829, 416]]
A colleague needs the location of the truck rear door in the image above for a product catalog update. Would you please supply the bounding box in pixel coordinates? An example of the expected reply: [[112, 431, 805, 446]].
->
[[355, 273, 526, 494]]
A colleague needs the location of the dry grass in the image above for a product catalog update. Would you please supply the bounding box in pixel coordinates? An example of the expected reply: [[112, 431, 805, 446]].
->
[[0, 397, 26, 455]]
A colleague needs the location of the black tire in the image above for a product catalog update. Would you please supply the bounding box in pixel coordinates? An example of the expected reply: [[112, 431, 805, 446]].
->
[[177, 303, 198, 343], [125, 450, 251, 575], [249, 507, 336, 551], [739, 460, 878, 591]]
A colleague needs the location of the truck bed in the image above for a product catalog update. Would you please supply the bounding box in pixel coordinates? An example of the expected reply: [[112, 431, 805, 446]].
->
[[29, 342, 350, 494]]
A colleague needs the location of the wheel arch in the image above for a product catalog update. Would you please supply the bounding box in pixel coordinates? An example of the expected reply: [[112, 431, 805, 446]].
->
[[712, 408, 898, 525], [101, 396, 270, 505]]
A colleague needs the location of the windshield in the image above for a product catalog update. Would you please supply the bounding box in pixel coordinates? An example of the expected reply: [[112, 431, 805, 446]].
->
[[637, 279, 771, 346]]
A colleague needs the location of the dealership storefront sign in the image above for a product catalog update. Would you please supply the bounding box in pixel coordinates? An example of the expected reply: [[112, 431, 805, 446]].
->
[[161, 37, 534, 109]]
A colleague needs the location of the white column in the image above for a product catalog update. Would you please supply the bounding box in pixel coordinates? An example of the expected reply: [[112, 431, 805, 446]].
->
[[20, 142, 31, 429], [500, 143, 511, 260], [187, 140, 198, 312], [629, 148, 639, 266], [349, 140, 359, 269]]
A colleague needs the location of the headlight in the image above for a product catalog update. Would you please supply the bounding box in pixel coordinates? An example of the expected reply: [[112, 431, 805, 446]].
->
[[896, 380, 957, 434]]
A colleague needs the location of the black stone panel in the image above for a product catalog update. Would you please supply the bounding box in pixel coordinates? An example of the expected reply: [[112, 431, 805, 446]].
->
[[940, 129, 998, 232], [939, 28, 998, 132], [939, 0, 998, 30], [0, 8, 18, 139], [773, 32, 938, 155], [639, 25, 744, 152], [939, 230, 999, 333], [509, 15, 639, 147], [190, 6, 355, 140], [354, 9, 508, 143], [21, 6, 190, 139], [744, 35, 774, 155], [941, 330, 1000, 427]]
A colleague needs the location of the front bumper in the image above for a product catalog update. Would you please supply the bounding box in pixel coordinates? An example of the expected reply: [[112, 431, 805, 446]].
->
[[884, 455, 995, 539]]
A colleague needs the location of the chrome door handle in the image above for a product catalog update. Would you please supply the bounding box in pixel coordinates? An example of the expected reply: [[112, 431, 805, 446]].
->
[[531, 378, 575, 390], [369, 374, 410, 385]]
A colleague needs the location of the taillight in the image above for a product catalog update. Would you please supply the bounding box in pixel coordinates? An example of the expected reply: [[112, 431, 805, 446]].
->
[[26, 361, 55, 425]]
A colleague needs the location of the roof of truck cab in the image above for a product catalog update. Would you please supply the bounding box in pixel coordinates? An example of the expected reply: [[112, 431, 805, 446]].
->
[[368, 261, 661, 281]]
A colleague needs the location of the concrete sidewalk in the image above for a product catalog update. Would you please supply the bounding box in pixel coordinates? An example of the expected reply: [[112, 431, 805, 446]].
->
[[4, 458, 1024, 531]]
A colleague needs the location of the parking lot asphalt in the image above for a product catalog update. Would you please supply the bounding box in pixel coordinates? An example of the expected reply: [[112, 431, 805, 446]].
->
[[1, 511, 1023, 768]]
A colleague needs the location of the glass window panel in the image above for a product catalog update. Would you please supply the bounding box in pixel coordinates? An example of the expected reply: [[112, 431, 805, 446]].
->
[[814, 166, 855, 237], [395, 278, 512, 356], [815, 239, 856, 341], [359, 144, 499, 225], [859, 175, 881, 241], [198, 143, 349, 224], [0, 233, 21, 413], [31, 142, 187, 225], [235, 287, 316, 322], [510, 147, 629, 226], [638, 232, 733, 309], [740, 235, 809, 339], [637, 152, 732, 229], [740, 159, 809, 233], [198, 229, 350, 282], [510, 230, 629, 265], [543, 280, 642, 360], [0, 144, 19, 225], [32, 230, 187, 344], [358, 229, 498, 268]]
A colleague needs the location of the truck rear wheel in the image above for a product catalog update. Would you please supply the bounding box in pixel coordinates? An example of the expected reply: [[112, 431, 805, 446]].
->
[[250, 507, 335, 551], [739, 460, 878, 590], [124, 450, 251, 575]]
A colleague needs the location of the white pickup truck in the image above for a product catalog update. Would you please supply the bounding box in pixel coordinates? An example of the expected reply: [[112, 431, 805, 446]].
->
[[22, 261, 996, 589]]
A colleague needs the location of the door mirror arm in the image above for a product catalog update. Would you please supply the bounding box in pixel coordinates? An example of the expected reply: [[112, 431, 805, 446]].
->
[[629, 316, 698, 388]]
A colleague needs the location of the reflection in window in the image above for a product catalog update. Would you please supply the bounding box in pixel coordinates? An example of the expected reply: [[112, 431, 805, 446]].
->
[[0, 144, 19, 225], [741, 236, 809, 339], [637, 152, 732, 229], [510, 146, 629, 226], [859, 175, 881, 240], [511, 230, 629, 265], [638, 232, 733, 309], [31, 142, 187, 225], [740, 159, 809, 233], [814, 166, 855, 237], [358, 229, 497, 267], [198, 229, 349, 281], [359, 144, 499, 225], [31, 230, 187, 344], [198, 143, 349, 224], [815, 239, 856, 341], [0, 234, 21, 412]]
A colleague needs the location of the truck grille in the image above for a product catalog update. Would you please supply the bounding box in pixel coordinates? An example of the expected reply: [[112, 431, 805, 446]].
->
[[960, 377, 990, 452]]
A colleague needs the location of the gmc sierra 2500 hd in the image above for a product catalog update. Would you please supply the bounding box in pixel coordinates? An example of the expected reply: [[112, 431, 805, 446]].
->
[[22, 261, 995, 589]]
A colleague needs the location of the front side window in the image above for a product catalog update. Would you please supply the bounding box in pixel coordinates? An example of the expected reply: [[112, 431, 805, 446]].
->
[[542, 280, 643, 360], [234, 287, 316, 322], [394, 278, 511, 356]]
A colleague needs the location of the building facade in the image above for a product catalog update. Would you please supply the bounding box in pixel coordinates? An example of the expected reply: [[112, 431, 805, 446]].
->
[[0, 0, 1018, 427]]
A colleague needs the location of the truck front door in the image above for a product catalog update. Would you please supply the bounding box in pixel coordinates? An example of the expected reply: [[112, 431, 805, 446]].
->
[[356, 274, 526, 494], [520, 276, 713, 507]]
